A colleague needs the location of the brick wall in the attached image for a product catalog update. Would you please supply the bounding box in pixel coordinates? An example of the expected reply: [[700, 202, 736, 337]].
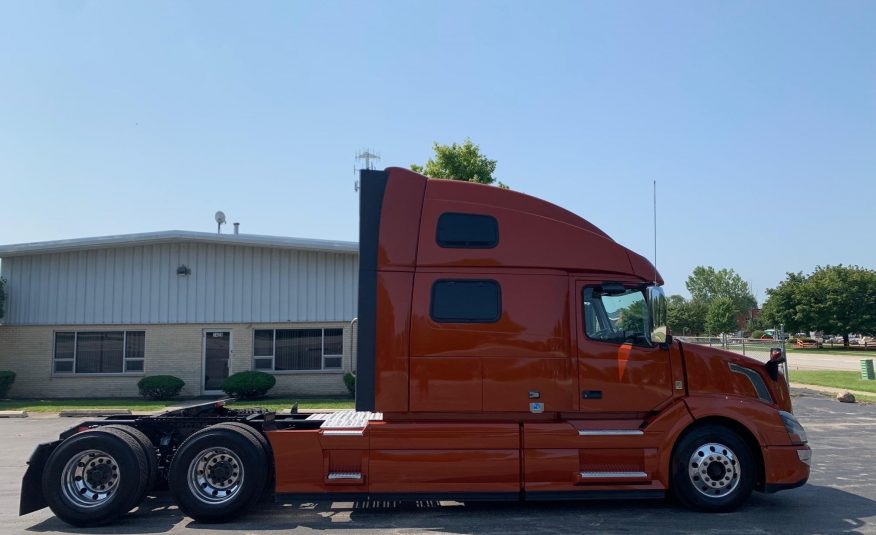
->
[[0, 322, 351, 399]]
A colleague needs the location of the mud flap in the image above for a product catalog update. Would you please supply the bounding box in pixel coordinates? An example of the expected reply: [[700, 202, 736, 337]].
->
[[19, 441, 60, 516]]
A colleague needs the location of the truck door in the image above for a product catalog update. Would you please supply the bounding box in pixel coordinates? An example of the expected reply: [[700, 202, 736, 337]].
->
[[575, 281, 673, 413]]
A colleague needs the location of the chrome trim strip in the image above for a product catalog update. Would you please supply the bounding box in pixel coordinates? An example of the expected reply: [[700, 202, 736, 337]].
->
[[577, 429, 644, 436]]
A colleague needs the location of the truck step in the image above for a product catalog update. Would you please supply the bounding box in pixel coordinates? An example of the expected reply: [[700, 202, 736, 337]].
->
[[327, 472, 363, 481], [577, 429, 643, 436], [577, 471, 649, 482], [307, 410, 382, 429]]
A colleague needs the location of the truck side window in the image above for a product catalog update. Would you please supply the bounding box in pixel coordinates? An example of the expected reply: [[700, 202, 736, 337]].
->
[[583, 287, 651, 347], [436, 213, 499, 248], [431, 280, 501, 323]]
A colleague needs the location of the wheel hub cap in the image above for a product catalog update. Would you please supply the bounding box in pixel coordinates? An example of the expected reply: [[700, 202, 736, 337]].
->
[[688, 442, 741, 498], [188, 447, 245, 504], [61, 450, 121, 508]]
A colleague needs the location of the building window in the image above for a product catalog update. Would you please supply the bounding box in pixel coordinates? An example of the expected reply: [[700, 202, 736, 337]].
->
[[436, 212, 499, 248], [253, 328, 344, 371], [53, 331, 146, 374], [431, 280, 502, 323]]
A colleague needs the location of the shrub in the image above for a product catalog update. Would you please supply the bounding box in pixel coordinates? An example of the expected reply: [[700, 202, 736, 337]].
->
[[343, 372, 356, 397], [751, 330, 765, 339], [0, 371, 15, 398], [137, 375, 185, 400], [222, 371, 276, 399]]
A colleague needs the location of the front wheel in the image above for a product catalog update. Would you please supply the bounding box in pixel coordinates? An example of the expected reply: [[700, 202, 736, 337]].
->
[[670, 425, 756, 512]]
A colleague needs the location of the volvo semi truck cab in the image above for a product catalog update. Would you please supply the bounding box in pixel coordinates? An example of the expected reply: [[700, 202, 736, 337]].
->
[[20, 167, 810, 526]]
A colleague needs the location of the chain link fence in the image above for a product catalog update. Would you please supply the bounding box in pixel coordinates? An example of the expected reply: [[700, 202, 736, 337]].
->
[[676, 336, 785, 365]]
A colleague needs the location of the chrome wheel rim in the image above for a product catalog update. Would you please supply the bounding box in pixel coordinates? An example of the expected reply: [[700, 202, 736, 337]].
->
[[61, 449, 120, 508], [688, 442, 741, 498], [187, 447, 244, 504]]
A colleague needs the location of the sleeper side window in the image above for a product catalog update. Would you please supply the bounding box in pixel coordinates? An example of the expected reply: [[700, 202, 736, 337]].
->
[[431, 280, 501, 323], [436, 213, 499, 248]]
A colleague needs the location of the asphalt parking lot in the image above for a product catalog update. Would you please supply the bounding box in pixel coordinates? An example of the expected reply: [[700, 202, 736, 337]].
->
[[2, 390, 875, 535]]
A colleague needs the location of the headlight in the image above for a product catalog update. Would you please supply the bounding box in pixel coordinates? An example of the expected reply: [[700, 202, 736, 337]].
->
[[779, 411, 808, 445]]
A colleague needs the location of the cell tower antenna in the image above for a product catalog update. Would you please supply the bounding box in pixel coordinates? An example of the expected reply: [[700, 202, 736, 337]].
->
[[356, 149, 380, 170], [354, 149, 381, 191]]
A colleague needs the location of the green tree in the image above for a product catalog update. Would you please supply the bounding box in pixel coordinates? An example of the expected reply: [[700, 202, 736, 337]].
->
[[762, 265, 876, 347], [619, 299, 647, 334], [667, 294, 707, 335], [760, 272, 808, 334], [686, 266, 757, 314], [706, 296, 738, 335], [411, 138, 507, 188]]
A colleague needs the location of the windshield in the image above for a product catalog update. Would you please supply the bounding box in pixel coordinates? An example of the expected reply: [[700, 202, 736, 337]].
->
[[584, 287, 651, 346]]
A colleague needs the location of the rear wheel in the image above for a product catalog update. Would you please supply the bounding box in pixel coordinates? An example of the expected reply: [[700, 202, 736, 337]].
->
[[168, 425, 267, 523], [670, 424, 755, 512], [41, 428, 148, 526], [212, 421, 273, 489], [102, 425, 159, 503]]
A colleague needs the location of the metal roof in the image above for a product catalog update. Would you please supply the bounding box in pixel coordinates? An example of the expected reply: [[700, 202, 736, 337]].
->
[[0, 230, 358, 257]]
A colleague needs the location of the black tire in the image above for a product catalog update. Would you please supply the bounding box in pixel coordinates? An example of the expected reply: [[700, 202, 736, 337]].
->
[[670, 424, 756, 512], [212, 422, 274, 489], [41, 428, 149, 526], [102, 425, 159, 502], [168, 425, 267, 523]]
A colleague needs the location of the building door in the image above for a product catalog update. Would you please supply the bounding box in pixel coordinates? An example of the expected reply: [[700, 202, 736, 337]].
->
[[204, 331, 231, 394]]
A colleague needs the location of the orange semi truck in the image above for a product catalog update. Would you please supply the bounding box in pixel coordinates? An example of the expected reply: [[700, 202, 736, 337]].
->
[[20, 167, 810, 526]]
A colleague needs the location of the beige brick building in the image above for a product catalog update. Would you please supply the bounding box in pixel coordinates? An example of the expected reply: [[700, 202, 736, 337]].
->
[[0, 231, 359, 399]]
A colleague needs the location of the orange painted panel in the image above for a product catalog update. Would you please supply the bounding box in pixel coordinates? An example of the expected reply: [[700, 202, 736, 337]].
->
[[415, 195, 638, 275], [369, 421, 519, 450], [409, 272, 569, 359], [523, 422, 579, 449], [368, 449, 519, 493], [682, 343, 792, 412], [318, 430, 368, 450], [482, 357, 576, 412], [684, 394, 790, 446], [377, 168, 427, 269], [268, 430, 331, 493], [576, 340, 673, 413], [763, 446, 810, 485], [409, 357, 482, 412], [375, 271, 413, 412], [524, 448, 579, 492]]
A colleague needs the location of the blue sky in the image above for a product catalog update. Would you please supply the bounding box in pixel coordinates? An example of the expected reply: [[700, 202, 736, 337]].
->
[[1, 1, 874, 299]]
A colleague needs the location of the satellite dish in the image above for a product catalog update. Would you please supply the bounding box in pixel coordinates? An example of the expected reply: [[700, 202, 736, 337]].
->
[[215, 211, 227, 234]]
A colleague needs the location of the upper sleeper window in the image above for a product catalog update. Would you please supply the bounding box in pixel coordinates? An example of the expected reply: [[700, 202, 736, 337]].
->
[[431, 280, 501, 323], [436, 212, 499, 248]]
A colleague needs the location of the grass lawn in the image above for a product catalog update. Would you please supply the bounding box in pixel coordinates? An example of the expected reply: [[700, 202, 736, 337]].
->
[[790, 370, 876, 395], [228, 397, 354, 411], [787, 347, 876, 357], [0, 396, 354, 413]]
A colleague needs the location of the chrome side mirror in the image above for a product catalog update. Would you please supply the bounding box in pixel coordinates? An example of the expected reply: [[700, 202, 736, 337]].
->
[[647, 285, 667, 344]]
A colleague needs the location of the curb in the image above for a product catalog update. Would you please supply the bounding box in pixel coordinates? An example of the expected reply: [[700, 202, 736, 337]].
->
[[59, 409, 132, 417], [791, 383, 875, 398], [0, 410, 28, 418]]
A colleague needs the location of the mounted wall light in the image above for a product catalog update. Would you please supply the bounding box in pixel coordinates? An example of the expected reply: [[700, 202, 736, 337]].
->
[[177, 265, 192, 276]]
